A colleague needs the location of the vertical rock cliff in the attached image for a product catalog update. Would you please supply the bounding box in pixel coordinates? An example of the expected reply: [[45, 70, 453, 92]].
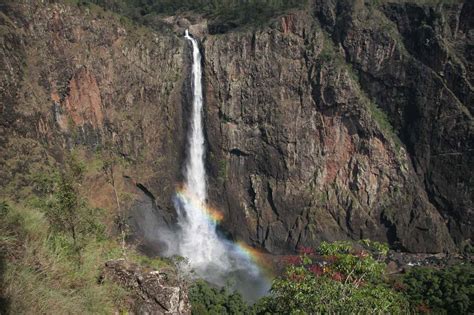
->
[[203, 0, 472, 253], [0, 0, 472, 255]]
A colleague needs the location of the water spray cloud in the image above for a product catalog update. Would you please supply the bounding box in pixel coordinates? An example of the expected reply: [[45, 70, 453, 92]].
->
[[233, 241, 275, 277], [175, 185, 224, 223]]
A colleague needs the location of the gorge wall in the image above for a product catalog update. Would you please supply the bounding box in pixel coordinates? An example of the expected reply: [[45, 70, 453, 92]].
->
[[204, 0, 473, 254], [0, 0, 472, 255]]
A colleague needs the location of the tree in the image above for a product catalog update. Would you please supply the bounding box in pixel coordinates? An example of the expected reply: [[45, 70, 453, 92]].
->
[[79, 0, 308, 31], [401, 264, 474, 314], [257, 241, 410, 314], [42, 153, 104, 259], [189, 280, 250, 315], [100, 148, 128, 256]]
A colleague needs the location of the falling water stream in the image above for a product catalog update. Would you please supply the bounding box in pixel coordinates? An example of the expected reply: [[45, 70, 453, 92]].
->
[[167, 30, 270, 301], [175, 29, 231, 280]]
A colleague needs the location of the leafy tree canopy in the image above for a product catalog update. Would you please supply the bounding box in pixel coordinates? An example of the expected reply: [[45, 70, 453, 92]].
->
[[401, 264, 474, 314], [255, 240, 409, 314]]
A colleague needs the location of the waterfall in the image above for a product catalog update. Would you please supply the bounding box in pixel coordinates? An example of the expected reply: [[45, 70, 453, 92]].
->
[[174, 30, 231, 277], [166, 30, 270, 301], [183, 29, 206, 204]]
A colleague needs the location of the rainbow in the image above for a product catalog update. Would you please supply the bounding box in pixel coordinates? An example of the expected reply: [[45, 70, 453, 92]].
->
[[234, 241, 275, 277], [175, 185, 275, 277], [175, 185, 224, 223]]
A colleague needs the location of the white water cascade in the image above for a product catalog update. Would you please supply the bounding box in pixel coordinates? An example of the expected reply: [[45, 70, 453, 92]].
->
[[175, 30, 231, 278], [166, 30, 270, 301]]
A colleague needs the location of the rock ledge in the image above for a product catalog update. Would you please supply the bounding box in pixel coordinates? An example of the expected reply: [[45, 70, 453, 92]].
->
[[104, 259, 190, 315]]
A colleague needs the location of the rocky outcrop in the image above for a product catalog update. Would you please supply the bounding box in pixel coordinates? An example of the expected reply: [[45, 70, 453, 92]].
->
[[104, 259, 190, 314], [54, 67, 104, 131], [0, 0, 472, 255]]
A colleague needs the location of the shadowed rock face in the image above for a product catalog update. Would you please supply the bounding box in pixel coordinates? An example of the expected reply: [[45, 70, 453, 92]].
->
[[0, 1, 472, 254], [203, 1, 472, 254], [339, 0, 474, 247]]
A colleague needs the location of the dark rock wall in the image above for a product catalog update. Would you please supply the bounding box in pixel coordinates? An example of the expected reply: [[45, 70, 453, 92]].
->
[[339, 1, 473, 246], [203, 1, 472, 253]]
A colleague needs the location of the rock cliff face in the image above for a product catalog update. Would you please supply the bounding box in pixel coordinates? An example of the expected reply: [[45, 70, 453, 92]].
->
[[0, 0, 187, 224], [0, 0, 472, 255], [204, 1, 472, 254]]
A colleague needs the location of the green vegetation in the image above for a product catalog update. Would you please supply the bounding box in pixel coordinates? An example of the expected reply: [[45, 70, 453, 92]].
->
[[189, 280, 249, 314], [189, 241, 406, 314], [262, 241, 473, 314], [188, 240, 473, 314], [0, 199, 126, 313], [400, 264, 474, 314], [74, 0, 306, 31], [366, 0, 463, 5], [0, 152, 168, 314], [38, 158, 105, 257], [366, 99, 403, 150], [258, 240, 410, 314], [3, 186, 472, 315]]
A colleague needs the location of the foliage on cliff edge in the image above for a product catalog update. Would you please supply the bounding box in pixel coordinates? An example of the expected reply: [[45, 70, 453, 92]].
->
[[0, 152, 169, 314]]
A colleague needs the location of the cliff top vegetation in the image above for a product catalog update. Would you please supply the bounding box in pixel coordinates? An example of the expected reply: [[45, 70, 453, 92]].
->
[[72, 0, 307, 31]]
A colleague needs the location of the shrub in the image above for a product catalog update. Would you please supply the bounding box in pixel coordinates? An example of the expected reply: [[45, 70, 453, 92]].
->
[[257, 240, 410, 314], [80, 0, 307, 31], [189, 279, 250, 315], [33, 154, 106, 258], [0, 152, 137, 314], [401, 264, 474, 314]]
